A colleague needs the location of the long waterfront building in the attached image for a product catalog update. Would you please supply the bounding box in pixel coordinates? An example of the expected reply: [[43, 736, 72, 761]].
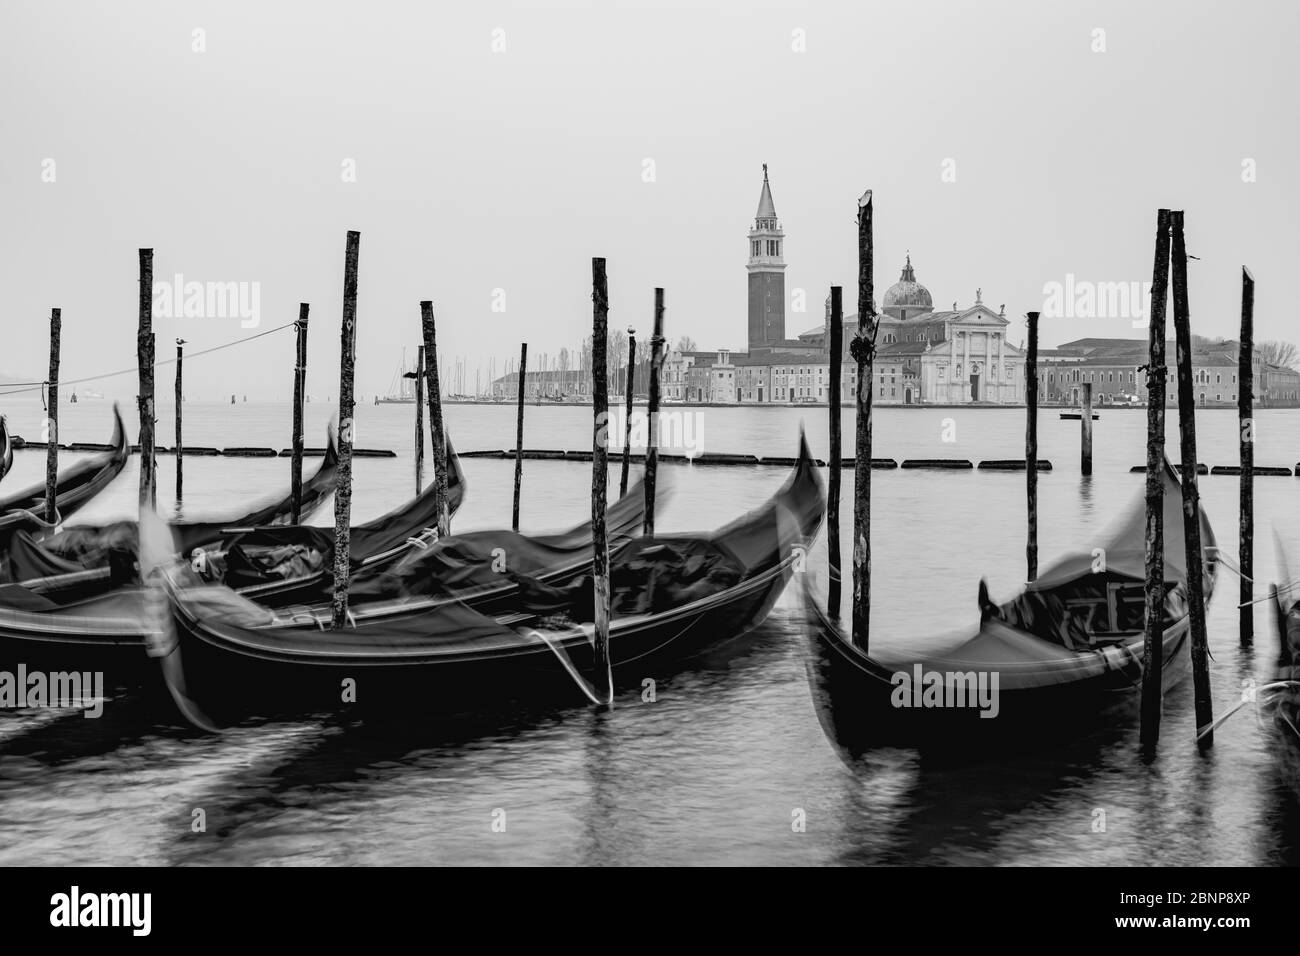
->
[[491, 166, 1299, 407]]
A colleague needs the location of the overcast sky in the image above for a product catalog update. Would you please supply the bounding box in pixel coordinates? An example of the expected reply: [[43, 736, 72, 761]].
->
[[2, 0, 1295, 399]]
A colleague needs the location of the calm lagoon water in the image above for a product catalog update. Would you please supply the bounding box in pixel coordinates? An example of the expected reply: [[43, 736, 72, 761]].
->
[[1, 396, 1299, 865]]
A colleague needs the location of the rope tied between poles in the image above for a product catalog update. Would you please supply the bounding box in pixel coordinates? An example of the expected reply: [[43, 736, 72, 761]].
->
[[0, 321, 295, 398]]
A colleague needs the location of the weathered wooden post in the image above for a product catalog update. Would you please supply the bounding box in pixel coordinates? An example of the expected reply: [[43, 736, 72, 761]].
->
[[137, 249, 156, 509], [174, 338, 185, 503], [1026, 310, 1039, 581], [1239, 266, 1255, 646], [1140, 209, 1172, 752], [851, 190, 878, 650], [420, 303, 449, 536], [291, 304, 309, 524], [644, 289, 665, 536], [828, 286, 844, 615], [44, 308, 62, 522], [512, 342, 528, 532], [330, 230, 360, 631], [591, 258, 613, 703], [1169, 210, 1214, 746], [620, 330, 636, 497], [1080, 382, 1093, 475], [413, 345, 425, 495]]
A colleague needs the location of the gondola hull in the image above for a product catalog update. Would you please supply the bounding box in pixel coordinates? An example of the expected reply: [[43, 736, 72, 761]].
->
[[801, 577, 1195, 752], [0, 406, 129, 531], [0, 416, 12, 487], [0, 472, 639, 684], [801, 457, 1216, 754], [159, 549, 799, 724], [156, 433, 825, 728]]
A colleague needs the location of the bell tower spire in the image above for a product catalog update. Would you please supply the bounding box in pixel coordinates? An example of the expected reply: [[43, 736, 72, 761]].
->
[[747, 164, 786, 352]]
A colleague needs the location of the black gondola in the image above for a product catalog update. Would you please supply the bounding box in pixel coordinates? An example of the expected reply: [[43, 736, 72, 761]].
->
[[0, 456, 637, 683], [0, 405, 129, 531], [155, 433, 825, 729], [801, 458, 1217, 750], [0, 416, 12, 487], [0, 424, 343, 599]]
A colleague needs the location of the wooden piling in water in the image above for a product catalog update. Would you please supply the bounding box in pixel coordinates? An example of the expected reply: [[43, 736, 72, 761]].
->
[[620, 331, 636, 497], [828, 286, 844, 616], [420, 303, 449, 536], [1239, 266, 1255, 646], [174, 339, 185, 504], [44, 308, 61, 523], [330, 231, 360, 631], [1025, 310, 1039, 581], [1080, 382, 1093, 476], [137, 249, 156, 509], [591, 258, 613, 703], [851, 190, 878, 650], [512, 342, 528, 532], [291, 304, 309, 524], [1139, 209, 1172, 753], [1169, 210, 1213, 746], [644, 289, 665, 537], [414, 344, 426, 494]]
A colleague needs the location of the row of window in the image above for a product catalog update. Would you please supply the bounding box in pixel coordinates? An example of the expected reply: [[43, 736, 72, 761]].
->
[[751, 239, 782, 257]]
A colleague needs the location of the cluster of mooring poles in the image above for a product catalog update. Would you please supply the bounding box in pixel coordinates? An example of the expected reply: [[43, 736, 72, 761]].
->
[[110, 209, 1240, 734], [816, 200, 1235, 753]]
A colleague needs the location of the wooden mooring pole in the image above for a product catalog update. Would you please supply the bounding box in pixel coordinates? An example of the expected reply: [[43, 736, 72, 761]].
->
[[644, 289, 665, 537], [420, 303, 450, 536], [137, 249, 156, 509], [828, 286, 844, 615], [174, 339, 185, 503], [330, 230, 360, 631], [414, 345, 426, 495], [1139, 209, 1172, 753], [512, 342, 527, 532], [851, 190, 878, 650], [591, 258, 613, 703], [1080, 382, 1093, 475], [1169, 210, 1214, 746], [620, 331, 636, 497], [45, 308, 61, 523], [291, 304, 309, 524], [1239, 266, 1255, 646], [1026, 310, 1039, 581]]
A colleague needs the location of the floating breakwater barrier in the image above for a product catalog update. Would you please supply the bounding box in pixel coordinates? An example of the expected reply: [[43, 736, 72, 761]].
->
[[9, 440, 395, 458], [978, 459, 1055, 471], [901, 459, 973, 470]]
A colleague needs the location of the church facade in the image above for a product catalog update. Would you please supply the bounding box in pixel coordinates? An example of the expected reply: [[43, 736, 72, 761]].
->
[[868, 259, 1026, 405], [654, 166, 1028, 405]]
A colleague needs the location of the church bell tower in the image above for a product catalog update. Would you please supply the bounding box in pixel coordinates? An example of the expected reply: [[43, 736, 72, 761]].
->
[[747, 164, 786, 351]]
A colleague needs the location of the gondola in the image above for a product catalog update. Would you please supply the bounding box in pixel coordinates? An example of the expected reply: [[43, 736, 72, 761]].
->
[[155, 432, 825, 728], [0, 405, 129, 531], [801, 457, 1217, 750], [229, 471, 647, 610], [0, 455, 632, 682], [191, 438, 477, 606], [0, 424, 343, 598], [0, 416, 12, 487]]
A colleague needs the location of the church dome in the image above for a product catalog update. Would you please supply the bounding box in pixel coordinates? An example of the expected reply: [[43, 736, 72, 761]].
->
[[882, 254, 933, 319]]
